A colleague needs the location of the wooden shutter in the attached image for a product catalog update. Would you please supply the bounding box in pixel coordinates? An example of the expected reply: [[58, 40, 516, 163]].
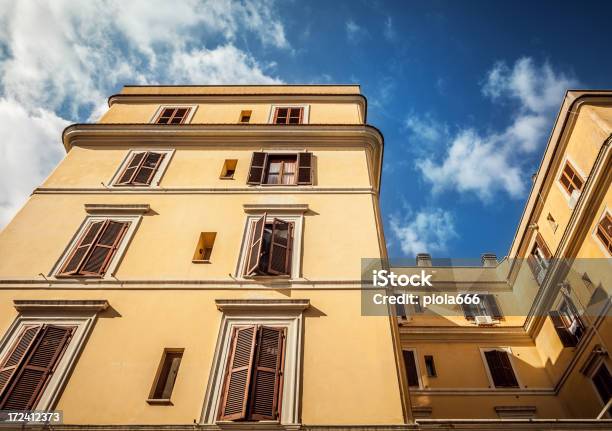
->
[[461, 296, 477, 320], [267, 219, 292, 275], [132, 152, 165, 185], [535, 233, 552, 259], [0, 325, 73, 410], [80, 220, 129, 276], [485, 295, 503, 320], [117, 152, 145, 185], [249, 327, 285, 420], [0, 326, 42, 397], [219, 326, 257, 421], [59, 220, 105, 275], [485, 350, 518, 388], [402, 350, 419, 387], [247, 152, 267, 185], [297, 152, 313, 185], [245, 214, 266, 276], [549, 311, 578, 347]]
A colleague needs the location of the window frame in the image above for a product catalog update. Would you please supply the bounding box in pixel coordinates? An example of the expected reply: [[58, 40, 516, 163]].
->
[[150, 105, 197, 125], [51, 214, 142, 279], [147, 348, 184, 405], [556, 156, 586, 204], [109, 149, 174, 188], [459, 292, 503, 323], [592, 209, 612, 257], [268, 104, 310, 125], [401, 348, 423, 389], [590, 361, 612, 418], [480, 347, 522, 389], [527, 232, 552, 285]]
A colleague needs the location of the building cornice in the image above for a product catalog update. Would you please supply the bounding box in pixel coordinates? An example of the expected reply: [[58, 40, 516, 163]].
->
[[13, 299, 109, 312], [398, 325, 532, 344]]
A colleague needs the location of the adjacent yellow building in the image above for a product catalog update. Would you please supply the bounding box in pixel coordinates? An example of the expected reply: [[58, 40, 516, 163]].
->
[[0, 85, 609, 430]]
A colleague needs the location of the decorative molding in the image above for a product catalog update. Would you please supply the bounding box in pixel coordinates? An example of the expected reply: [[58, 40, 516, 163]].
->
[[215, 299, 310, 312], [494, 405, 537, 419], [243, 203, 309, 213], [13, 299, 109, 312], [34, 187, 376, 195], [84, 203, 151, 214], [399, 326, 532, 344], [411, 387, 554, 396]]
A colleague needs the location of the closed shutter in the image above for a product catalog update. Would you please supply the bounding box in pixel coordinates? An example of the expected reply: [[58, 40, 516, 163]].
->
[[485, 350, 518, 388], [549, 311, 578, 347], [0, 326, 42, 396], [249, 327, 285, 420], [80, 220, 129, 276], [132, 152, 165, 185], [245, 214, 266, 276], [219, 326, 257, 421], [59, 221, 105, 275], [117, 152, 145, 185], [267, 219, 292, 276], [247, 152, 267, 185], [402, 350, 419, 387], [0, 325, 73, 410], [297, 153, 313, 185], [485, 295, 503, 320]]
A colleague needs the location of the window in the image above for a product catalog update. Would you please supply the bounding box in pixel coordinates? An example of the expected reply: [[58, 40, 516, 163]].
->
[[549, 297, 586, 347], [402, 350, 420, 388], [148, 349, 183, 403], [0, 324, 75, 410], [239, 110, 252, 123], [218, 325, 285, 421], [592, 363, 612, 415], [527, 233, 552, 285], [273, 107, 303, 124], [154, 106, 192, 124], [461, 294, 503, 322], [244, 214, 293, 277], [559, 160, 584, 196], [483, 349, 519, 388], [114, 151, 167, 186], [424, 355, 437, 377], [57, 219, 130, 277], [595, 212, 612, 255], [192, 232, 216, 263], [247, 152, 313, 186], [219, 159, 237, 179]]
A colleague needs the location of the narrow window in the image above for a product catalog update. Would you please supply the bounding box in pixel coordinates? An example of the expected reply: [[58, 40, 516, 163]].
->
[[484, 350, 519, 388], [155, 107, 191, 124], [239, 110, 252, 123], [424, 355, 437, 377], [149, 349, 183, 402], [192, 232, 216, 263], [0, 325, 74, 410], [592, 363, 612, 415], [58, 220, 130, 277], [115, 151, 166, 186], [559, 160, 584, 195], [273, 107, 303, 124], [220, 159, 238, 179], [527, 233, 552, 285], [246, 152, 312, 186], [596, 212, 612, 255], [219, 326, 285, 421], [402, 350, 420, 388], [245, 214, 293, 277], [546, 213, 558, 233]]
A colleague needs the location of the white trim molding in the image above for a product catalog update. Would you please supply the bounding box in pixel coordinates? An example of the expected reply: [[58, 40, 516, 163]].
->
[[200, 299, 308, 426], [84, 204, 150, 214], [108, 148, 175, 188]]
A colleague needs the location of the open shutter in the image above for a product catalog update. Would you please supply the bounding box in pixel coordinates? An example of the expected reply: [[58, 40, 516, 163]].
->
[[132, 152, 165, 185], [549, 311, 578, 347], [117, 152, 145, 185], [402, 350, 419, 387], [80, 220, 129, 276], [59, 221, 105, 275], [536, 233, 552, 259], [461, 296, 477, 320], [245, 214, 266, 276], [497, 351, 519, 387], [247, 152, 267, 185], [249, 327, 285, 420], [485, 295, 503, 320], [0, 325, 73, 410], [0, 326, 42, 397], [297, 152, 313, 185], [267, 219, 292, 276], [486, 350, 518, 388], [219, 326, 257, 421]]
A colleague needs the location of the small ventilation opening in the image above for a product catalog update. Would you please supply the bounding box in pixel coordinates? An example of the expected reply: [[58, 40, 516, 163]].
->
[[239, 110, 252, 123], [193, 232, 217, 263], [220, 159, 238, 179]]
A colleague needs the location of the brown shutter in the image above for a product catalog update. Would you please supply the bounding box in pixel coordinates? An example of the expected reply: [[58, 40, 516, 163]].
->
[[0, 326, 42, 396], [59, 221, 105, 275], [219, 326, 257, 421], [249, 327, 285, 420], [247, 152, 267, 185], [267, 219, 292, 275], [297, 152, 313, 185], [402, 350, 419, 387], [485, 350, 518, 388], [132, 152, 165, 185], [245, 214, 266, 276], [117, 152, 145, 185], [549, 311, 578, 347], [461, 296, 477, 320], [80, 220, 129, 276], [536, 233, 552, 259], [485, 295, 503, 320], [0, 325, 73, 410]]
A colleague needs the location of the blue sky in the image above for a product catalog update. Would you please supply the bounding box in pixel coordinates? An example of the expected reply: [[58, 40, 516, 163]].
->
[[0, 0, 611, 260]]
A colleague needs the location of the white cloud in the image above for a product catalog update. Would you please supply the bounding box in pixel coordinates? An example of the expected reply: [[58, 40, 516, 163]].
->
[[415, 57, 580, 201], [0, 0, 289, 226], [345, 19, 366, 43], [404, 113, 447, 144], [389, 208, 457, 257], [383, 17, 395, 41]]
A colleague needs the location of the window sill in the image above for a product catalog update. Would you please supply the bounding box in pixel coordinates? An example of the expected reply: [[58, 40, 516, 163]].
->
[[192, 259, 211, 264], [54, 274, 104, 279], [219, 177, 235, 180], [146, 398, 173, 405], [216, 420, 288, 430]]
